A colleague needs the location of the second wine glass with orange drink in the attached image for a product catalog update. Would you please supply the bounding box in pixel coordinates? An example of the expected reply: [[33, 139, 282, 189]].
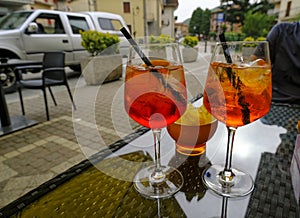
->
[[124, 40, 187, 199], [202, 40, 272, 197]]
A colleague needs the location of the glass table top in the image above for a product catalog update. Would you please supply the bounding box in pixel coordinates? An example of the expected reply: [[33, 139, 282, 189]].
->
[[1, 104, 299, 218]]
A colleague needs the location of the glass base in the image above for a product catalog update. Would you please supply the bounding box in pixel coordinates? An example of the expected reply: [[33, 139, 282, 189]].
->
[[202, 164, 254, 197], [134, 165, 184, 199], [176, 143, 206, 156]]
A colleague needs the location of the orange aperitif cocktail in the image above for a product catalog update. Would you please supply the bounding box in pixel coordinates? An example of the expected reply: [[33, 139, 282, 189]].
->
[[167, 103, 218, 156], [125, 59, 187, 129], [203, 61, 272, 127], [202, 40, 272, 198], [124, 41, 187, 199]]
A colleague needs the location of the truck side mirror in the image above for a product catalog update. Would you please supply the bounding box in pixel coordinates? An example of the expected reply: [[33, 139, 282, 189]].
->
[[26, 22, 38, 34]]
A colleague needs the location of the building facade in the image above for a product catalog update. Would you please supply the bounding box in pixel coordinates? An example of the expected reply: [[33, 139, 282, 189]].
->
[[0, 0, 178, 38], [208, 0, 300, 37], [174, 21, 188, 39], [0, 0, 69, 16], [161, 0, 178, 38], [0, 0, 34, 15], [3, 0, 298, 40], [276, 0, 300, 22], [68, 0, 178, 38]]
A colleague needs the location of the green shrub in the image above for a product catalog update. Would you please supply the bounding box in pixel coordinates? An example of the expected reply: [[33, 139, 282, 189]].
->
[[256, 36, 267, 41], [209, 31, 217, 38], [148, 34, 175, 44], [243, 36, 256, 47], [183, 36, 198, 48], [209, 31, 217, 40], [224, 32, 246, 41], [80, 30, 120, 56], [243, 36, 255, 41]]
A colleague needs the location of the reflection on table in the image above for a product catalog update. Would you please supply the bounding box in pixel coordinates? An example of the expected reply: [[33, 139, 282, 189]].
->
[[0, 104, 299, 217]]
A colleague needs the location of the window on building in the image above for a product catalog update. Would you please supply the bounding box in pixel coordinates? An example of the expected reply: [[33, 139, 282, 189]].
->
[[123, 2, 130, 13], [127, 24, 132, 34], [285, 1, 291, 17]]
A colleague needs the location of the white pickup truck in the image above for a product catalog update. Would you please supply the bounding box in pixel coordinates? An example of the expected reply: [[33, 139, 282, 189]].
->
[[0, 9, 129, 92]]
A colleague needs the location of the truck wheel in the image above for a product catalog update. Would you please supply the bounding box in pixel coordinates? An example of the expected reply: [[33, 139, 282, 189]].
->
[[0, 67, 17, 93]]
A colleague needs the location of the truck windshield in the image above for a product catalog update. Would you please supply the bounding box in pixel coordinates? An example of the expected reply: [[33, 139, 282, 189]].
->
[[0, 11, 33, 30]]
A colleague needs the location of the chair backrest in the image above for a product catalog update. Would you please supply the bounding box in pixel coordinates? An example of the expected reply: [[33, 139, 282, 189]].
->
[[43, 52, 65, 68], [42, 52, 66, 82]]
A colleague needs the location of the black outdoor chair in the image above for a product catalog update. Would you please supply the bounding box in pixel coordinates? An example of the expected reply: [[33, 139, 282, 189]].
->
[[15, 52, 76, 121]]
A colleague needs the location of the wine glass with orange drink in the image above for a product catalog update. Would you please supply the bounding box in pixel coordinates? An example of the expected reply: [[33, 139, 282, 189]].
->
[[124, 41, 187, 198], [202, 40, 272, 197]]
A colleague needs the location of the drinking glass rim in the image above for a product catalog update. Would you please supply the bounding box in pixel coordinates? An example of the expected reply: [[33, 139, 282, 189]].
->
[[136, 42, 180, 46], [216, 40, 268, 45]]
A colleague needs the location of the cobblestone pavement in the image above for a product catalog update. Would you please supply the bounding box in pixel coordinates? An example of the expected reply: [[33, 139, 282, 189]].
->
[[0, 72, 142, 208], [0, 50, 211, 209]]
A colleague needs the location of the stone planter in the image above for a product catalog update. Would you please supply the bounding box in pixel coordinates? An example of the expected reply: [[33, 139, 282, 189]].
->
[[242, 47, 256, 57], [211, 44, 217, 54], [149, 49, 167, 59], [80, 54, 123, 85], [182, 47, 198, 63]]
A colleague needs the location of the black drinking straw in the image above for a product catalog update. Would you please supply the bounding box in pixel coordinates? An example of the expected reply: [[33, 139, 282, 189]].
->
[[219, 32, 250, 124], [120, 27, 186, 105], [219, 33, 233, 64], [219, 33, 235, 86], [120, 26, 165, 87], [120, 27, 153, 67]]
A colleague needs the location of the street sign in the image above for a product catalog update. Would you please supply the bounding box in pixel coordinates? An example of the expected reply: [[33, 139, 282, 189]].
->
[[217, 13, 224, 22]]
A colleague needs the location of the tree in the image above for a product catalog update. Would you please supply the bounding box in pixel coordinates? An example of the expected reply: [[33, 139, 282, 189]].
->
[[188, 8, 211, 37], [221, 0, 250, 26], [249, 0, 275, 14], [221, 0, 274, 27], [201, 9, 211, 36], [189, 8, 203, 36], [242, 11, 275, 38]]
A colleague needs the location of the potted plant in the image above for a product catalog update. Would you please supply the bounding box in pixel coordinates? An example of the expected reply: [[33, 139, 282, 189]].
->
[[256, 36, 267, 41], [148, 34, 175, 44], [242, 36, 256, 57], [148, 34, 175, 58], [209, 31, 217, 41], [80, 30, 122, 85], [182, 35, 199, 63]]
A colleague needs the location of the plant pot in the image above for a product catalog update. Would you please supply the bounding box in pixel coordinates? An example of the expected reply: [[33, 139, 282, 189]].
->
[[211, 44, 216, 54], [182, 47, 198, 63], [242, 47, 256, 57], [149, 49, 167, 59], [80, 54, 123, 85]]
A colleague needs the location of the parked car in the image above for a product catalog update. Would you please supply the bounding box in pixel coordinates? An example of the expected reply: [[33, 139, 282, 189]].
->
[[0, 9, 129, 93], [81, 11, 129, 57]]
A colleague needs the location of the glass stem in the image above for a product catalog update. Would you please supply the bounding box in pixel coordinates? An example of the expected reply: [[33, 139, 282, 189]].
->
[[157, 199, 161, 217], [152, 128, 164, 180], [224, 126, 236, 172], [219, 126, 237, 186], [221, 197, 228, 218]]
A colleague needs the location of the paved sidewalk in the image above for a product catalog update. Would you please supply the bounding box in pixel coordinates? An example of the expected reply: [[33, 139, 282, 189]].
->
[[0, 50, 212, 209], [0, 73, 142, 208]]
